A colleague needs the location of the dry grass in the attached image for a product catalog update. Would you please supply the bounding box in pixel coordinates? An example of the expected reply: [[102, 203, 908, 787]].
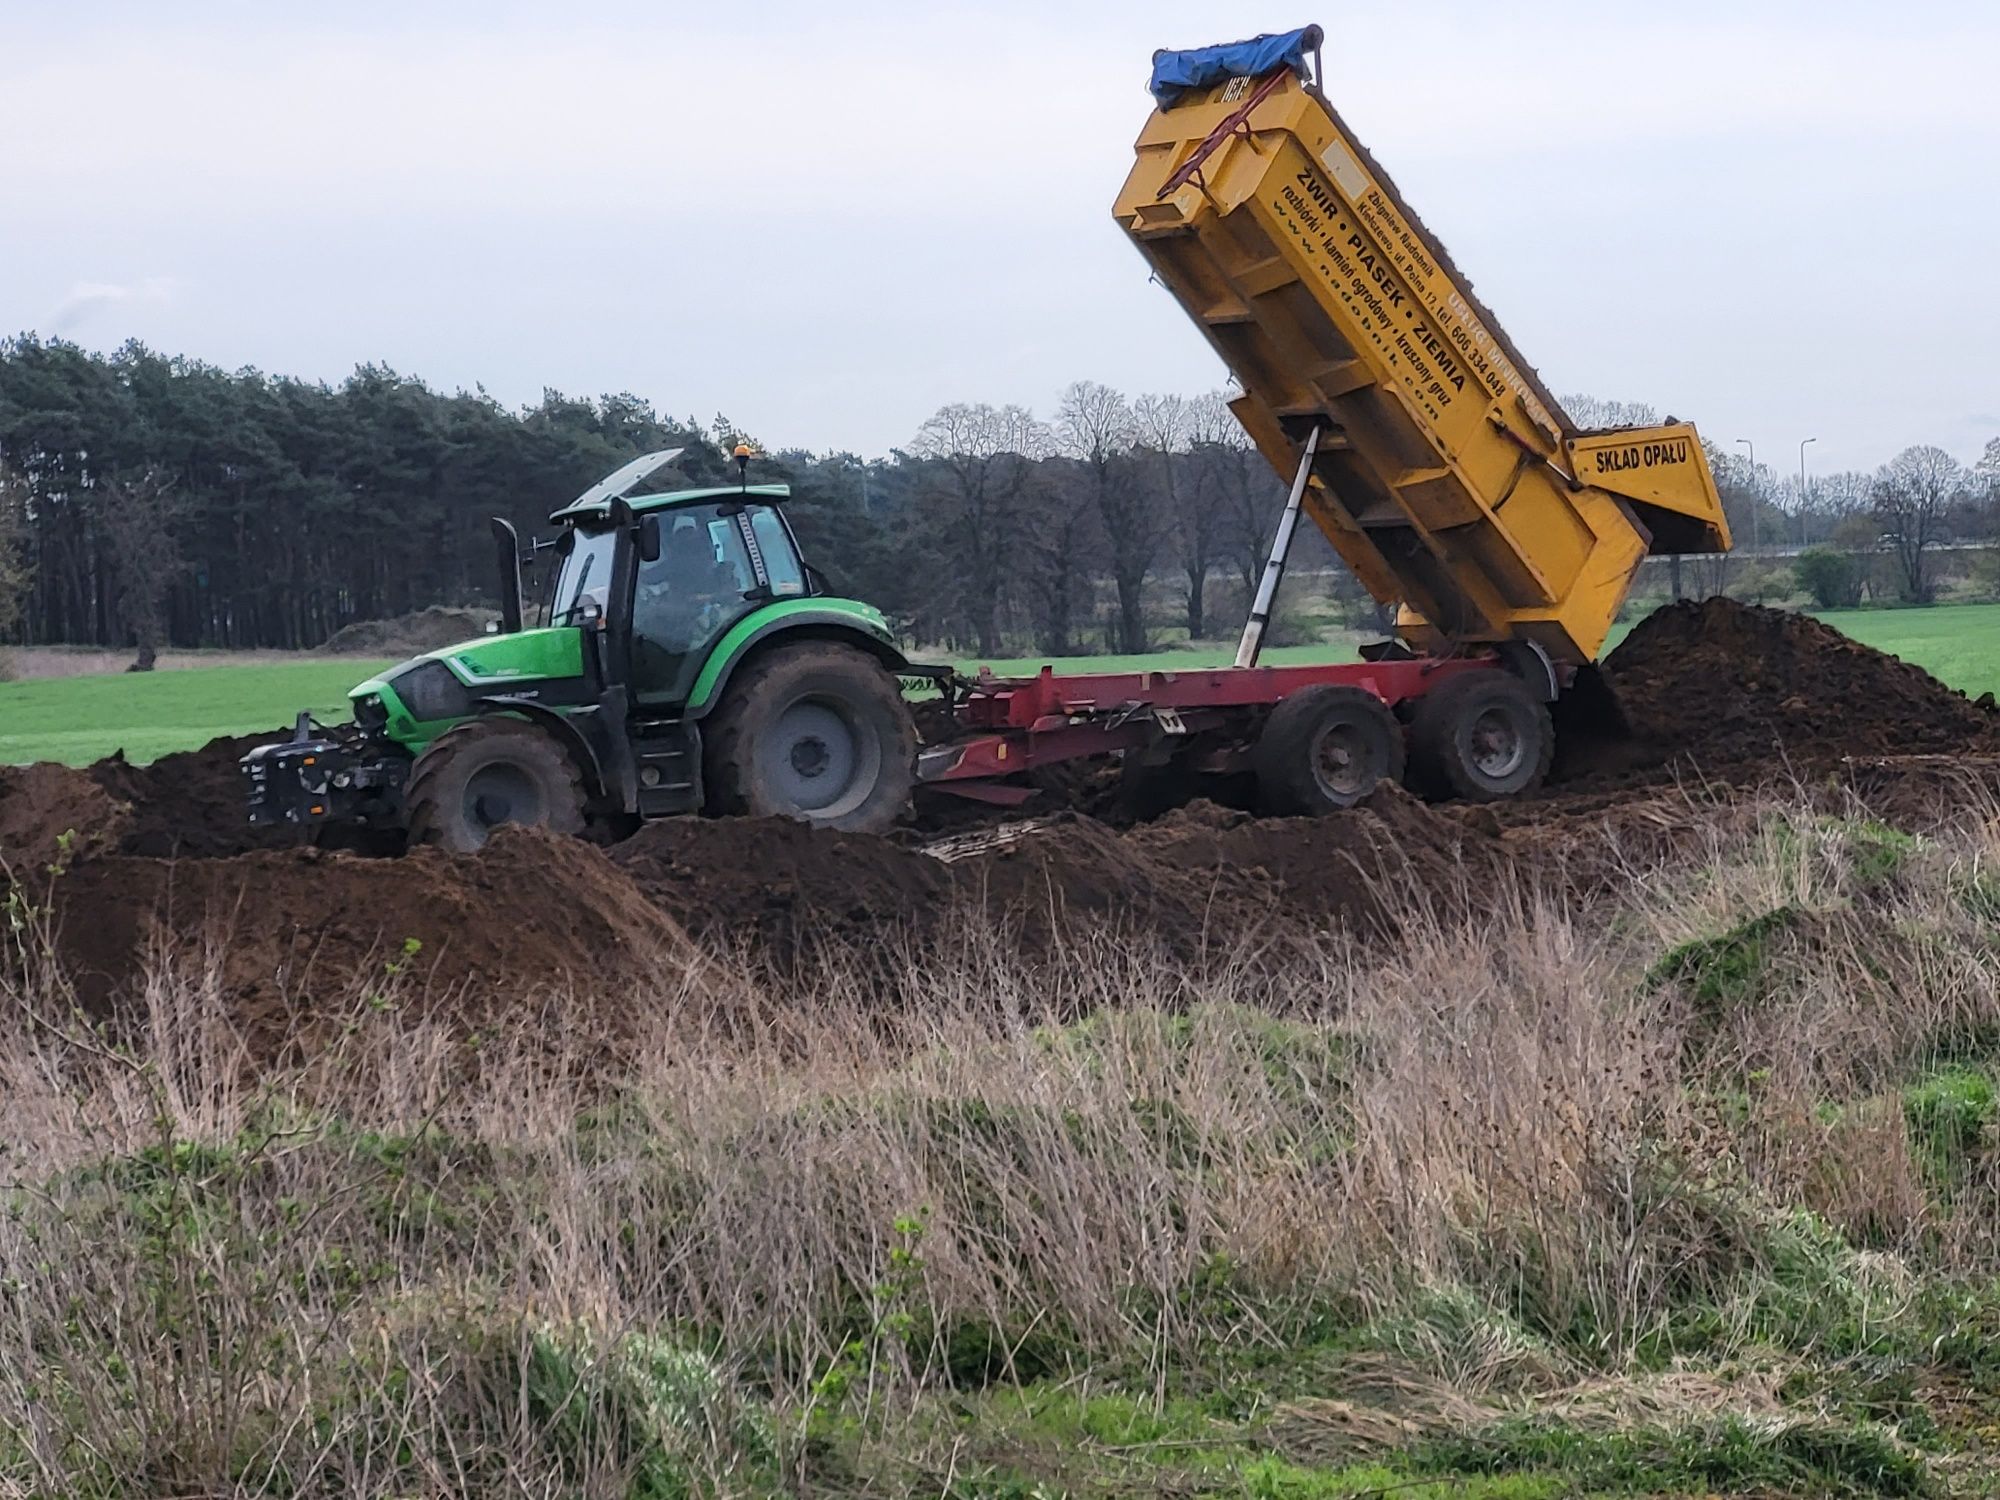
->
[[3, 785, 2000, 1494]]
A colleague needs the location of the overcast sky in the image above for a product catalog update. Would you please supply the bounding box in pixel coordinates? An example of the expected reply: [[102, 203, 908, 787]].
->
[[3, 0, 1994, 477]]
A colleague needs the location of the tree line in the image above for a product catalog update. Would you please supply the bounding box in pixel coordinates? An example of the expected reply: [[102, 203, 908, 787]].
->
[[2, 338, 1995, 663], [0, 339, 1304, 659], [1571, 395, 2000, 608]]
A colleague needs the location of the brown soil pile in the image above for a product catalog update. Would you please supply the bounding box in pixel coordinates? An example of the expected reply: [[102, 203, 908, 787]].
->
[[321, 606, 498, 655], [1126, 790, 1506, 931], [1558, 599, 2000, 788], [48, 827, 696, 1049], [88, 734, 302, 858], [612, 814, 952, 960], [0, 763, 131, 873], [613, 785, 1505, 966]]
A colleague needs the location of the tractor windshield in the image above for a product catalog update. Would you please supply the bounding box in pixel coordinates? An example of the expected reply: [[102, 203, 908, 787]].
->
[[547, 525, 618, 626]]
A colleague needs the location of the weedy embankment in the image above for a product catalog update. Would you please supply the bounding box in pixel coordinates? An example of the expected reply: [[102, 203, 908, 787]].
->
[[7, 784, 2000, 1495]]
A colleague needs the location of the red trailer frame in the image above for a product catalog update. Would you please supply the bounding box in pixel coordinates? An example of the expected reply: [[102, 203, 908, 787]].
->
[[918, 654, 1505, 804]]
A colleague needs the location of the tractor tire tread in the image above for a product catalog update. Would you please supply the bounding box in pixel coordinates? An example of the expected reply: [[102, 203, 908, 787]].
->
[[1252, 684, 1406, 816], [705, 641, 916, 833], [403, 716, 587, 852], [1406, 670, 1554, 803]]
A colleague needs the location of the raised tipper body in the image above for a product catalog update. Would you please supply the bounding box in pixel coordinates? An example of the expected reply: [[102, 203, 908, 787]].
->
[[1114, 30, 1730, 665]]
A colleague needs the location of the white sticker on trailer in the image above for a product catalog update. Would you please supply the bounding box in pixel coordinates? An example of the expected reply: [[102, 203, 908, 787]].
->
[[1319, 136, 1370, 202]]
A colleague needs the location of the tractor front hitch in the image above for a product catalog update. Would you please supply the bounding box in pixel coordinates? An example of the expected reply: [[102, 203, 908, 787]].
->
[[242, 713, 409, 829]]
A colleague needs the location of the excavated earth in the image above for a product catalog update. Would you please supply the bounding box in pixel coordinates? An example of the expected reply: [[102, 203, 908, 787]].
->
[[4, 598, 1999, 1054], [1553, 597, 2000, 788]]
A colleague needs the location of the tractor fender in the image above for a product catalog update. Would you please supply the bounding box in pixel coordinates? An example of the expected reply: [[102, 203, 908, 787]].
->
[[685, 610, 908, 720], [462, 696, 610, 801]]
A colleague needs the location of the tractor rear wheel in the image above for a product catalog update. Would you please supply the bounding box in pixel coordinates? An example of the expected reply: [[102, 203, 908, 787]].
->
[[1252, 684, 1405, 815], [705, 642, 917, 833], [404, 717, 587, 853], [1406, 669, 1553, 802]]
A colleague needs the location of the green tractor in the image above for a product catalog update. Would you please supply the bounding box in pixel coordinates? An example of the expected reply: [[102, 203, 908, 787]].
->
[[244, 450, 925, 850]]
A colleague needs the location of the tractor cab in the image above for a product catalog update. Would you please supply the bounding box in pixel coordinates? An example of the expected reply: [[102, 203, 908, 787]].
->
[[543, 485, 811, 707]]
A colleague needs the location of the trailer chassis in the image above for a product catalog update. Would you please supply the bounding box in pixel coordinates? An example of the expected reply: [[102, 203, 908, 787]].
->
[[915, 432, 1564, 810]]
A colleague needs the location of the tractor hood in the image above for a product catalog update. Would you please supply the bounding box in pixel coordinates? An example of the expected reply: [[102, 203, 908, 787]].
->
[[349, 627, 587, 744], [351, 627, 586, 700]]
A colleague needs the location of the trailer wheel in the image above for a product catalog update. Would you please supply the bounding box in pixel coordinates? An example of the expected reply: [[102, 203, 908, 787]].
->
[[1407, 670, 1553, 802], [404, 717, 587, 853], [705, 641, 917, 834], [1252, 685, 1406, 815]]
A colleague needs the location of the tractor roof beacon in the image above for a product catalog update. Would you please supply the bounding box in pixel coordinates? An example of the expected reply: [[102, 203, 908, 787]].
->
[[242, 449, 923, 851]]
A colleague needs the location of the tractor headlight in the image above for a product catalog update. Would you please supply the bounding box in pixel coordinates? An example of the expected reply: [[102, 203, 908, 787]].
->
[[391, 661, 472, 722], [352, 693, 388, 732]]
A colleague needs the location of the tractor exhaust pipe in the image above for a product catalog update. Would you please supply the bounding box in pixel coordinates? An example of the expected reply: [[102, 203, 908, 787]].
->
[[1235, 425, 1322, 669], [490, 517, 524, 634]]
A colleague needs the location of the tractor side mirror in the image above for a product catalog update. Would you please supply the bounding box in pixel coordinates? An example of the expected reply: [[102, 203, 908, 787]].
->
[[638, 515, 663, 565]]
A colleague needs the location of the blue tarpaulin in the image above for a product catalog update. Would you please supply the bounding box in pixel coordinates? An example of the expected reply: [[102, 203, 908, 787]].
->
[[1148, 26, 1321, 106]]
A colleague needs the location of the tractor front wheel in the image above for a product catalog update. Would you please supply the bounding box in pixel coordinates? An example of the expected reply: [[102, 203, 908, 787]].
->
[[404, 717, 587, 853], [705, 642, 916, 833]]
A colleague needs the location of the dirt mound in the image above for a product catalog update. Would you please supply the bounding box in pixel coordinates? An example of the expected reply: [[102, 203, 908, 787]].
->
[[322, 606, 498, 655], [46, 826, 695, 1048], [1558, 599, 2000, 788], [613, 785, 1508, 966], [1126, 787, 1506, 931], [0, 763, 131, 874], [611, 816, 951, 961], [612, 810, 1254, 966], [934, 808, 1273, 949], [89, 733, 300, 858]]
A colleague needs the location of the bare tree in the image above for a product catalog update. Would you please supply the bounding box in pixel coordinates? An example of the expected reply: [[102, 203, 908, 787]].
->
[[1812, 470, 1872, 514], [908, 403, 1050, 654], [1558, 392, 1659, 430], [1135, 391, 1222, 640], [1020, 466, 1098, 655], [1682, 550, 1732, 601], [98, 469, 185, 670], [1058, 381, 1152, 652], [1872, 444, 1966, 604], [1188, 394, 1283, 599], [1785, 469, 1866, 552], [1707, 442, 1786, 553], [1978, 438, 2000, 524]]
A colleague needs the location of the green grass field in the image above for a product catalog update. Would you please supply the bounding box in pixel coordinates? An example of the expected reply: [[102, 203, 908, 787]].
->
[[1806, 604, 2000, 698], [0, 658, 394, 766], [5, 603, 1999, 767]]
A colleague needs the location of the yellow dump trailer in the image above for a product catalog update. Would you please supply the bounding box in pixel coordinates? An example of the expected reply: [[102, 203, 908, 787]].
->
[[1115, 33, 1729, 665]]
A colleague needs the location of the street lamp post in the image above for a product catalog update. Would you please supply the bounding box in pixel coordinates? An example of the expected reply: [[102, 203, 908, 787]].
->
[[1737, 439, 1758, 550], [1799, 437, 1818, 547]]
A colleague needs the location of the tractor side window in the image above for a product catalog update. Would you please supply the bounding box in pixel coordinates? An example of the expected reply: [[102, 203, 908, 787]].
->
[[630, 504, 757, 702], [749, 507, 807, 598]]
